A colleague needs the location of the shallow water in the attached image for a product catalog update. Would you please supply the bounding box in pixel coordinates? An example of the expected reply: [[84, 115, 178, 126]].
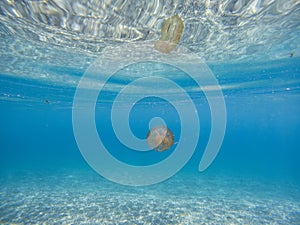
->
[[1, 0, 300, 224], [1, 169, 300, 224]]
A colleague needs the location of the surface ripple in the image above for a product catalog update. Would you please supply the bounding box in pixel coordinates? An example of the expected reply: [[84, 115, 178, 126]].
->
[[0, 0, 299, 62]]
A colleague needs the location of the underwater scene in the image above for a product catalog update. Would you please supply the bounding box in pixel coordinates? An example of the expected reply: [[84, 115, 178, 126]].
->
[[1, 0, 300, 224]]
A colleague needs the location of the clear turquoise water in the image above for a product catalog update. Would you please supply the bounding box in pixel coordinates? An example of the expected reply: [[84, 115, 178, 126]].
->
[[1, 0, 300, 224], [1, 57, 300, 224]]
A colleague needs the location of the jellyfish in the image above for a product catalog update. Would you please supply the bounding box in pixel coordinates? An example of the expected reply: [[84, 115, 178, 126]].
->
[[146, 126, 174, 152], [154, 15, 184, 53]]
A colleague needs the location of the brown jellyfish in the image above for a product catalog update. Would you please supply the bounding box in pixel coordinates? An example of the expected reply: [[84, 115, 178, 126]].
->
[[146, 126, 174, 152], [154, 15, 184, 53]]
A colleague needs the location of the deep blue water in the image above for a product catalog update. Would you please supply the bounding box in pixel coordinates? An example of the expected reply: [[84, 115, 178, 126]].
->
[[1, 58, 300, 177], [1, 57, 300, 224]]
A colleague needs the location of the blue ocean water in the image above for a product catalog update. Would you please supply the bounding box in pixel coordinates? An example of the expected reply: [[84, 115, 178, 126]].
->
[[1, 0, 300, 224], [1, 57, 300, 224]]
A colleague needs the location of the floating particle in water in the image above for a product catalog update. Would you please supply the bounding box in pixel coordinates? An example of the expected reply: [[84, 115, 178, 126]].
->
[[143, 30, 151, 40], [146, 126, 174, 152], [154, 15, 184, 53]]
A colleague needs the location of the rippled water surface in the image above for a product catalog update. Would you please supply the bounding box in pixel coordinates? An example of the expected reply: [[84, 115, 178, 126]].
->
[[1, 0, 300, 84]]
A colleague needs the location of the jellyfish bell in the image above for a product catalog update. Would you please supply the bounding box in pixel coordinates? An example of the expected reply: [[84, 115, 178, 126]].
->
[[154, 15, 184, 53], [146, 126, 174, 152]]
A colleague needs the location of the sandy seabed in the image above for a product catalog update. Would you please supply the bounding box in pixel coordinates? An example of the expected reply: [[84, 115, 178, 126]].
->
[[0, 169, 299, 225]]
